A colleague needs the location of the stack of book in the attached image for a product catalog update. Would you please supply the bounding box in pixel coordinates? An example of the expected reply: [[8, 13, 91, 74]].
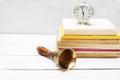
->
[[57, 18, 120, 58]]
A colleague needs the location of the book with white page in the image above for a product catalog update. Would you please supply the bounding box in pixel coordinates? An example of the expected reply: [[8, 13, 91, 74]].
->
[[62, 18, 118, 35]]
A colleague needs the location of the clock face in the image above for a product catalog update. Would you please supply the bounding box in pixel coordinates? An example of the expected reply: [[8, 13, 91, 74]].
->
[[74, 3, 94, 24]]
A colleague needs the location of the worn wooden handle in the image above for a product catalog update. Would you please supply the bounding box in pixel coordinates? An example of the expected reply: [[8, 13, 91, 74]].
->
[[37, 46, 53, 57]]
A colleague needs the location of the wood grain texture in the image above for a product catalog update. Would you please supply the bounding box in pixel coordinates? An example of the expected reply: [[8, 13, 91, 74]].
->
[[0, 70, 120, 80], [0, 56, 120, 70], [0, 34, 120, 80], [0, 34, 56, 55]]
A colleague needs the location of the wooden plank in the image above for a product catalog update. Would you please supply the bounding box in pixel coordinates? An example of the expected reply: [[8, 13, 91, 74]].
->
[[0, 34, 56, 55], [0, 34, 120, 80], [0, 70, 120, 80], [0, 56, 120, 69]]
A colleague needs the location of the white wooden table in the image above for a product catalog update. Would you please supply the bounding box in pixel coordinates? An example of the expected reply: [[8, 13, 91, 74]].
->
[[0, 34, 120, 80]]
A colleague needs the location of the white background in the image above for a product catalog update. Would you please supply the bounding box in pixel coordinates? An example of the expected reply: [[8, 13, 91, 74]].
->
[[0, 0, 120, 34]]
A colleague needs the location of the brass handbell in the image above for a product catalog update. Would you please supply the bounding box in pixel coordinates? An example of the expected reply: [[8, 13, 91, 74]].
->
[[37, 46, 76, 71], [37, 46, 119, 71]]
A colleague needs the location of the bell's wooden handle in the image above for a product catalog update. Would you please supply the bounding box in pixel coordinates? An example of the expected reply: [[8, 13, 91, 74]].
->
[[37, 46, 53, 57]]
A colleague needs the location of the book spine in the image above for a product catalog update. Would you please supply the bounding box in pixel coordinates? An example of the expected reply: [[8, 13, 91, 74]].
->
[[59, 39, 120, 44], [61, 35, 120, 40], [57, 48, 119, 58], [59, 48, 120, 52], [64, 29, 117, 36], [76, 53, 119, 58], [57, 44, 120, 49]]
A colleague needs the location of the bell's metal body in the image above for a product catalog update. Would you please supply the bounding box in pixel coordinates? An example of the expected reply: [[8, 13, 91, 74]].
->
[[53, 49, 76, 71], [37, 46, 77, 71]]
